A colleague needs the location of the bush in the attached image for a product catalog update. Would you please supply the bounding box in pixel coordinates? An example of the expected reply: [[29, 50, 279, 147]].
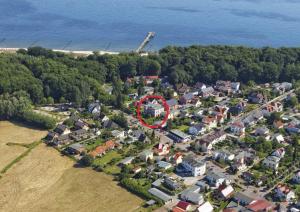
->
[[20, 110, 56, 129]]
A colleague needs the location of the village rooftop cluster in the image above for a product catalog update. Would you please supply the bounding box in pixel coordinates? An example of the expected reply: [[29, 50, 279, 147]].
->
[[43, 75, 300, 212]]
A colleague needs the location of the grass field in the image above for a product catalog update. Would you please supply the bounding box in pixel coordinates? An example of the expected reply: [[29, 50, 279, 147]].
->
[[0, 121, 143, 212], [0, 121, 47, 171]]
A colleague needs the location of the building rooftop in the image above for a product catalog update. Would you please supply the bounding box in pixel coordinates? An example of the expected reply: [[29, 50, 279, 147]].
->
[[148, 188, 172, 202]]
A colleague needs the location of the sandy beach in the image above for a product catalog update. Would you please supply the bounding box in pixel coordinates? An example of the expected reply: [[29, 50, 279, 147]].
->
[[0, 48, 119, 56]]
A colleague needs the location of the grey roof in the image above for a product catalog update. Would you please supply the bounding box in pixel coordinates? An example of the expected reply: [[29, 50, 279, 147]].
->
[[181, 187, 204, 204], [68, 143, 84, 151], [119, 156, 135, 165], [148, 188, 172, 202], [183, 155, 206, 168], [182, 92, 194, 100], [206, 171, 225, 180], [191, 123, 205, 131], [166, 99, 178, 107], [152, 179, 163, 187], [233, 192, 255, 206], [169, 129, 190, 139]]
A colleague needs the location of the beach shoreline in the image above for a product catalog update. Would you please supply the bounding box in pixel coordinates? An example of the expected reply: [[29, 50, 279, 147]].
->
[[0, 47, 120, 56]]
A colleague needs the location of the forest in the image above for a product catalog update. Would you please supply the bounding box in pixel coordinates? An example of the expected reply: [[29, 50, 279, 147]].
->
[[1, 45, 300, 110]]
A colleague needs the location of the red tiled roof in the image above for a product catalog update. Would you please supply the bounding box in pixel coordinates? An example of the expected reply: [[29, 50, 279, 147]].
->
[[246, 199, 273, 211], [172, 206, 185, 212], [90, 140, 116, 157], [177, 201, 190, 210]]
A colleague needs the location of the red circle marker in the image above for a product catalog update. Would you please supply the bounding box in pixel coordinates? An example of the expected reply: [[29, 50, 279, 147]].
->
[[136, 95, 170, 129]]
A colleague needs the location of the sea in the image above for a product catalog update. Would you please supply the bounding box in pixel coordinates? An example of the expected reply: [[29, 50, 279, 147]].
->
[[1, 0, 300, 51]]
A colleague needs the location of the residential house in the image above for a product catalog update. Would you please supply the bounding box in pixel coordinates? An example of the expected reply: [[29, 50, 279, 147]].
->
[[181, 155, 206, 177], [53, 134, 71, 146], [195, 130, 226, 152], [132, 166, 142, 174], [201, 87, 214, 98], [111, 130, 125, 139], [181, 186, 204, 205], [273, 120, 284, 129], [54, 124, 71, 135], [153, 143, 170, 156], [145, 103, 164, 117], [144, 75, 159, 85], [194, 82, 207, 91], [230, 122, 245, 137], [255, 127, 270, 140], [262, 156, 281, 170], [292, 171, 300, 184], [144, 86, 155, 95], [286, 123, 300, 134], [148, 188, 172, 203], [102, 120, 119, 129], [70, 129, 89, 142], [271, 148, 285, 159], [168, 129, 191, 143], [197, 201, 214, 212], [233, 192, 256, 206], [90, 140, 116, 158], [191, 98, 202, 107], [164, 177, 181, 191], [189, 123, 206, 136], [140, 149, 154, 162], [88, 102, 101, 114], [179, 93, 194, 105], [119, 156, 135, 166], [131, 130, 147, 142], [157, 161, 172, 170], [272, 133, 285, 143], [206, 172, 229, 188], [167, 99, 179, 110], [273, 82, 293, 94], [229, 102, 246, 116], [176, 83, 190, 95], [217, 184, 235, 200], [172, 152, 183, 165], [65, 143, 85, 155], [202, 116, 217, 131], [169, 109, 180, 120], [75, 120, 89, 130], [246, 199, 273, 212], [213, 151, 235, 162], [274, 184, 296, 202], [242, 172, 255, 184], [176, 201, 192, 211], [293, 171, 300, 184], [248, 92, 267, 104], [263, 102, 283, 117]]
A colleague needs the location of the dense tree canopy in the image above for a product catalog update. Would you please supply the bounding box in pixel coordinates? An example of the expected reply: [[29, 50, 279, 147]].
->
[[0, 45, 300, 108]]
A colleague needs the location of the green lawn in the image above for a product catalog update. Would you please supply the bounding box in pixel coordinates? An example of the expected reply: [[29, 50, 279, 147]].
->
[[93, 150, 122, 166], [176, 125, 189, 132], [85, 139, 104, 151]]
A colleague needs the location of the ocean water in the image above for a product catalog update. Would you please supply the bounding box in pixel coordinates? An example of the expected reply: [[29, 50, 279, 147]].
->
[[1, 0, 300, 51]]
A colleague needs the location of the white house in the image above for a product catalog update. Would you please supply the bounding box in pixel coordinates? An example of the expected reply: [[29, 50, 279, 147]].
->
[[139, 150, 154, 162], [111, 130, 125, 139], [189, 123, 206, 136], [274, 184, 296, 202], [262, 156, 281, 170], [230, 122, 245, 137], [206, 172, 230, 188], [198, 201, 214, 212], [181, 155, 206, 177]]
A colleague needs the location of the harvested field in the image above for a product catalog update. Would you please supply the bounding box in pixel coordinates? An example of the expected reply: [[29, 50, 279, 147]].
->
[[0, 122, 143, 212], [0, 121, 47, 171]]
